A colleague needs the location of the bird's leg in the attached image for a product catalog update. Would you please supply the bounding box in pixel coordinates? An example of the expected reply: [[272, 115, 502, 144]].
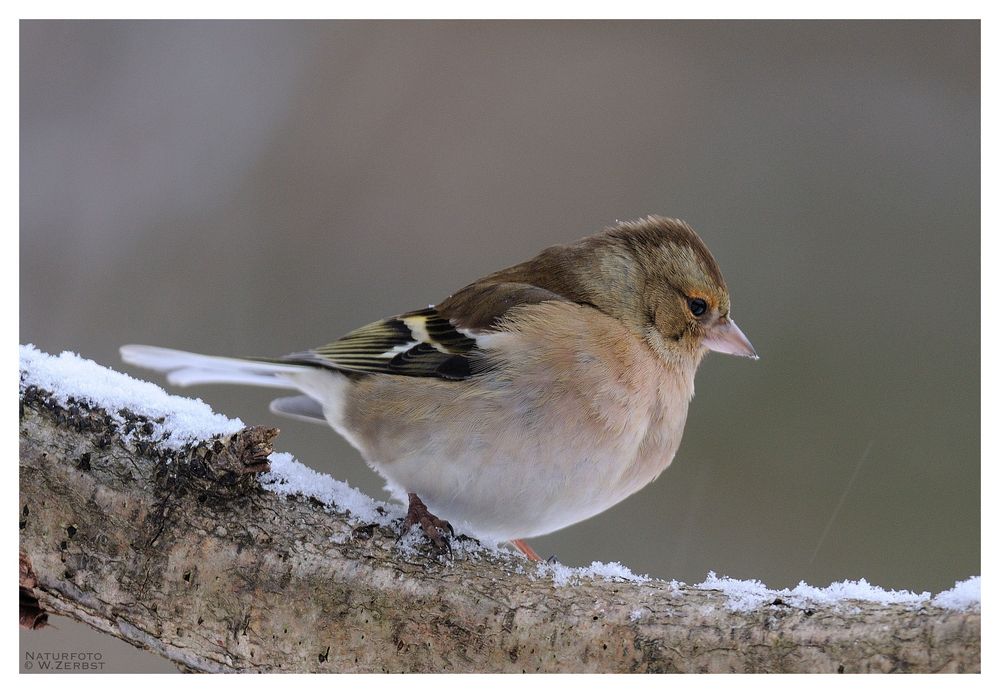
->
[[402, 493, 454, 555], [510, 538, 542, 562]]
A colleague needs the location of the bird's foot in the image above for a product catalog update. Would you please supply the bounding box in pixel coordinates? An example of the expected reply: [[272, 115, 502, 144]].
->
[[401, 493, 454, 556], [510, 538, 543, 562]]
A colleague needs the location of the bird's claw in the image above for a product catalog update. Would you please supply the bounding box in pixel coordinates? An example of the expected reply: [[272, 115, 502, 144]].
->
[[401, 493, 454, 557]]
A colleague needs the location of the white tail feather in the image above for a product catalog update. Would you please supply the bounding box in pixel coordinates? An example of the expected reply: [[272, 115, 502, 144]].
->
[[120, 345, 310, 389], [269, 395, 327, 424], [166, 368, 292, 388]]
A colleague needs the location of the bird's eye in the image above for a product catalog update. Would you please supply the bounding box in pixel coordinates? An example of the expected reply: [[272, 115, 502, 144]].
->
[[688, 297, 708, 317]]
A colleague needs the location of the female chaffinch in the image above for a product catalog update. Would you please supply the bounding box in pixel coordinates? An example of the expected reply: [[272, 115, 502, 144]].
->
[[122, 215, 756, 559]]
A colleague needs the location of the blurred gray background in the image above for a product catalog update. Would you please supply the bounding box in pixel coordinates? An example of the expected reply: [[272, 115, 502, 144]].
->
[[20, 20, 979, 672]]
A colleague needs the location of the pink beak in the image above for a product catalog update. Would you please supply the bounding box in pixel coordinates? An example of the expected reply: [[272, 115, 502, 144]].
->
[[702, 317, 758, 359]]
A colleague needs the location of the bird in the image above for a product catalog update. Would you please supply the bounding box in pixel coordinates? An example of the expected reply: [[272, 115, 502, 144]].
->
[[121, 215, 756, 559]]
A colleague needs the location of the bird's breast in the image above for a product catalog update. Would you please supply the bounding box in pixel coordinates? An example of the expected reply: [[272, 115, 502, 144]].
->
[[340, 302, 698, 539]]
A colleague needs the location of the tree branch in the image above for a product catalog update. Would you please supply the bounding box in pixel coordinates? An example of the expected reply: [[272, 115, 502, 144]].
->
[[18, 358, 980, 673]]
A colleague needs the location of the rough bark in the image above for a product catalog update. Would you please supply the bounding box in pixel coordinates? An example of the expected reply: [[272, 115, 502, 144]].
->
[[18, 381, 980, 673]]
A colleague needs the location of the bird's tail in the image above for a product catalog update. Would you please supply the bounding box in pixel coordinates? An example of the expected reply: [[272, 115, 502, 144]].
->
[[120, 345, 311, 388]]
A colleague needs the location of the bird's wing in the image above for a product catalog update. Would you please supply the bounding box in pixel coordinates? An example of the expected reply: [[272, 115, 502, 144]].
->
[[287, 307, 478, 380], [284, 282, 571, 380]]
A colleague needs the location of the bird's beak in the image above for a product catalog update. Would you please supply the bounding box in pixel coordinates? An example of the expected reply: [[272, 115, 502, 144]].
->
[[702, 317, 758, 359]]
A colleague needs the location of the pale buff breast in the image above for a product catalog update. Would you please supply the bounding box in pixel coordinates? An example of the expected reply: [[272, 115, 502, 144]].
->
[[336, 302, 697, 540]]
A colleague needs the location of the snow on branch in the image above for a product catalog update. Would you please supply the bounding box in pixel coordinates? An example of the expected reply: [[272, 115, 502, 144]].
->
[[18, 345, 980, 673]]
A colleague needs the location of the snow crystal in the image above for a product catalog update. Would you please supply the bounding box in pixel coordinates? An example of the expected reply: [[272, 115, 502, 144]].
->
[[261, 452, 402, 526], [931, 576, 981, 611], [696, 572, 780, 612], [539, 560, 652, 588], [696, 571, 979, 613], [19, 344, 243, 449], [793, 578, 929, 606]]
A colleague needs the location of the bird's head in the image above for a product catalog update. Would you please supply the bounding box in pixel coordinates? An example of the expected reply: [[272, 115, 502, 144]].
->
[[576, 216, 758, 366], [466, 215, 756, 369]]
